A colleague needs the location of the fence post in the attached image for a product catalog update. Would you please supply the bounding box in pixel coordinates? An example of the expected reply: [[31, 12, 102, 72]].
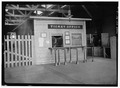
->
[[31, 35, 34, 65], [54, 49, 57, 66], [6, 35, 10, 68], [28, 35, 30, 66], [58, 49, 60, 65], [76, 48, 79, 64], [21, 35, 24, 66], [4, 35, 6, 68], [14, 35, 17, 67], [25, 35, 28, 66], [64, 49, 67, 65], [18, 35, 21, 66]]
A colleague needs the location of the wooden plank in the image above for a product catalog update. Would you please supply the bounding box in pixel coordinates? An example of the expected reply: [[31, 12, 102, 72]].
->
[[54, 49, 57, 66], [6, 35, 10, 68], [76, 48, 78, 64], [69, 48, 72, 63], [58, 49, 60, 65], [25, 35, 28, 66], [31, 35, 34, 65], [4, 35, 6, 68], [18, 35, 21, 66], [14, 36, 17, 67], [21, 35, 24, 66], [64, 49, 67, 65], [11, 38, 13, 67], [28, 35, 31, 66]]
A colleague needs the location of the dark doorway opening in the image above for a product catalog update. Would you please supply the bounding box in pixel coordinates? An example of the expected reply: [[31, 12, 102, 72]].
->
[[52, 36, 63, 47]]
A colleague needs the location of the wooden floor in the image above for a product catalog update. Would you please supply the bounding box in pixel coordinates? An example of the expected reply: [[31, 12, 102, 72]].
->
[[4, 57, 117, 85]]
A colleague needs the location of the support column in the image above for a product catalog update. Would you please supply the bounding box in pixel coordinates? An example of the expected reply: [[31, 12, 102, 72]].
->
[[54, 49, 57, 66], [76, 48, 79, 64], [64, 49, 67, 65], [58, 49, 60, 65], [69, 47, 72, 63]]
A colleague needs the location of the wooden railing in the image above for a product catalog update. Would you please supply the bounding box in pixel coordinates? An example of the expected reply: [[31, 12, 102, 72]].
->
[[49, 46, 87, 66]]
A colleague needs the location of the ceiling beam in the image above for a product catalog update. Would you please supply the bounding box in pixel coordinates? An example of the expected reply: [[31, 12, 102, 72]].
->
[[81, 5, 92, 18], [11, 4, 25, 16], [6, 11, 18, 20], [6, 6, 68, 13]]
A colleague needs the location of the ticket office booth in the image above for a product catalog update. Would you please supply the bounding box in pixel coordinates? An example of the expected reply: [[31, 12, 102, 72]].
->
[[31, 16, 91, 65]]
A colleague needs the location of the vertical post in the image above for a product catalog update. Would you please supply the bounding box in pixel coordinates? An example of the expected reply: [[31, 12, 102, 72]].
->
[[54, 49, 57, 66], [4, 35, 6, 68], [84, 46, 87, 62], [21, 35, 24, 66], [31, 35, 34, 65], [58, 49, 60, 65], [92, 46, 94, 62], [64, 48, 66, 65], [11, 37, 13, 67], [28, 35, 30, 66], [6, 35, 9, 68], [18, 35, 21, 66], [25, 35, 28, 66], [103, 47, 106, 58], [14, 36, 17, 67], [69, 47, 72, 63], [76, 48, 79, 64]]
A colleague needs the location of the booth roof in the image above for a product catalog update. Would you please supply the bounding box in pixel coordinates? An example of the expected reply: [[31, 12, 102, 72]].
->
[[29, 16, 92, 21]]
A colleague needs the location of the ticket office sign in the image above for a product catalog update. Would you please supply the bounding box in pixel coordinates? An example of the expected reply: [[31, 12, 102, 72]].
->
[[48, 24, 83, 29]]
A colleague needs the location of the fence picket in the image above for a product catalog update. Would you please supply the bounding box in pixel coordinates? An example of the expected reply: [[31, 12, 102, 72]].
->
[[21, 35, 24, 66], [4, 35, 6, 68], [11, 38, 13, 67], [14, 36, 17, 67], [18, 35, 21, 67], [31, 36, 34, 65], [28, 35, 31, 66], [25, 35, 28, 66], [6, 35, 10, 67]]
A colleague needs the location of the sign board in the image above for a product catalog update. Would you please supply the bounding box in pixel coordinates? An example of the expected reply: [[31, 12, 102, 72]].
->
[[39, 38, 44, 47], [48, 24, 83, 29]]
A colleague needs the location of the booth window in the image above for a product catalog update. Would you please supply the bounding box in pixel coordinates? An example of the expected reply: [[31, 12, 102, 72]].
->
[[72, 33, 82, 45], [52, 36, 63, 47]]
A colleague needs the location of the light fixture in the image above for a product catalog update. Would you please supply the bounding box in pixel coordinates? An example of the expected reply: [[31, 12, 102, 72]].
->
[[41, 4, 53, 8], [34, 10, 43, 15], [34, 10, 36, 13], [37, 11, 43, 15], [41, 4, 46, 8], [10, 33, 16, 39], [5, 9, 8, 12]]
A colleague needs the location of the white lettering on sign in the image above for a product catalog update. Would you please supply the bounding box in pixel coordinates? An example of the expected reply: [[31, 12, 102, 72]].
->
[[48, 24, 83, 29]]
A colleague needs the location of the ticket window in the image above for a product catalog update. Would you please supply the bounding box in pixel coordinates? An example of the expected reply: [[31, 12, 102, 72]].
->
[[52, 36, 63, 47]]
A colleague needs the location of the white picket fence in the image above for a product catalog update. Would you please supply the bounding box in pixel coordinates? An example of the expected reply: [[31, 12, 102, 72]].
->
[[4, 35, 34, 68]]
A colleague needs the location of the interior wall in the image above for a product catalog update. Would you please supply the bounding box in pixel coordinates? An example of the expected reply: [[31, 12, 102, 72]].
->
[[16, 19, 34, 35], [102, 15, 116, 37]]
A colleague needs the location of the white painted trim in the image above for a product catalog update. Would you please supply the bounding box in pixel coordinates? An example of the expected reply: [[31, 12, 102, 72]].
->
[[30, 16, 92, 21]]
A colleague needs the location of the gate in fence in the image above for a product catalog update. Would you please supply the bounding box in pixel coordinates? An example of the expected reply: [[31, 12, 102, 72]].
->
[[4, 35, 34, 68]]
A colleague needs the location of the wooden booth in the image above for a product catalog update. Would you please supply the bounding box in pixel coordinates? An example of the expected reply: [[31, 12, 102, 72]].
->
[[4, 16, 91, 68], [30, 16, 91, 65]]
